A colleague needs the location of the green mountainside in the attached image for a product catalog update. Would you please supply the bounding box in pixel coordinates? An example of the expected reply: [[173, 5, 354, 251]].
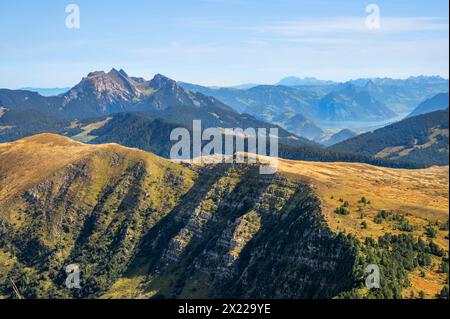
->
[[331, 109, 449, 166], [85, 112, 422, 169], [408, 93, 449, 118], [0, 135, 447, 299], [0, 108, 79, 142]]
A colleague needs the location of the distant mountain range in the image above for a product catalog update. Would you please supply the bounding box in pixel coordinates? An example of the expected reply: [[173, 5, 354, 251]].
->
[[0, 69, 316, 147], [2, 69, 239, 119], [349, 76, 449, 113], [331, 109, 449, 166], [20, 87, 71, 96], [408, 92, 449, 118], [6, 73, 447, 144], [320, 129, 358, 147], [229, 83, 260, 90], [275, 76, 336, 86], [181, 76, 448, 141], [180, 81, 333, 124], [317, 83, 396, 122], [179, 82, 333, 139], [273, 112, 323, 141]]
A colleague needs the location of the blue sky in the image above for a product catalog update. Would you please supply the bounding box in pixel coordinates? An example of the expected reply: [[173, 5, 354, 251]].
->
[[0, 0, 448, 88]]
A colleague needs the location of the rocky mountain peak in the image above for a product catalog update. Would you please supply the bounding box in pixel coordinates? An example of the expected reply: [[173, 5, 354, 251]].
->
[[365, 80, 376, 89], [341, 81, 357, 92], [106, 68, 131, 80], [76, 69, 138, 94], [149, 73, 178, 90], [86, 71, 106, 78], [119, 69, 129, 77]]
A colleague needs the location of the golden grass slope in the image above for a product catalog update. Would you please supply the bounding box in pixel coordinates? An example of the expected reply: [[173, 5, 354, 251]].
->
[[0, 135, 448, 298], [277, 159, 448, 237], [0, 133, 195, 209], [277, 158, 449, 299], [0, 134, 95, 204], [2, 137, 447, 240]]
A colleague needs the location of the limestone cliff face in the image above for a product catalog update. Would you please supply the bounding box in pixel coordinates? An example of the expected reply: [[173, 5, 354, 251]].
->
[[130, 164, 355, 299], [0, 135, 355, 299]]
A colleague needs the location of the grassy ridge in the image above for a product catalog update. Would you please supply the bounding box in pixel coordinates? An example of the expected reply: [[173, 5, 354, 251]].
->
[[0, 134, 448, 299]]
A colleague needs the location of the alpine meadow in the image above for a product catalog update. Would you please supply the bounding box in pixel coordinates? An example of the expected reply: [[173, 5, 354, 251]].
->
[[0, 0, 448, 307]]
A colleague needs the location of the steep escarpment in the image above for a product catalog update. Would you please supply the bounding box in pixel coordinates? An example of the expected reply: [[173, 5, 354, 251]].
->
[[0, 135, 356, 299], [0, 134, 196, 298], [0, 135, 448, 299], [118, 164, 355, 299]]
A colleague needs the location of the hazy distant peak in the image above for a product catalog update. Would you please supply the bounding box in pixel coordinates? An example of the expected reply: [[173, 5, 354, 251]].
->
[[406, 75, 446, 81], [86, 70, 106, 78], [365, 79, 376, 88], [337, 81, 358, 92], [20, 87, 71, 97], [149, 73, 178, 89], [276, 76, 335, 86], [408, 92, 449, 118]]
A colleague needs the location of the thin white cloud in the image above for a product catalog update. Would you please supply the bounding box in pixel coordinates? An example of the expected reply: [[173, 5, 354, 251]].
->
[[199, 0, 252, 4], [255, 16, 449, 36]]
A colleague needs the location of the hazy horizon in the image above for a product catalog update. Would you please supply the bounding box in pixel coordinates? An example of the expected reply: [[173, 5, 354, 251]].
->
[[9, 71, 450, 91]]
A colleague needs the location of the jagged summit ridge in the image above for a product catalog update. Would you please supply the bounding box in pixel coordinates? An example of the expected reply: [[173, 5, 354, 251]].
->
[[34, 69, 237, 117]]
